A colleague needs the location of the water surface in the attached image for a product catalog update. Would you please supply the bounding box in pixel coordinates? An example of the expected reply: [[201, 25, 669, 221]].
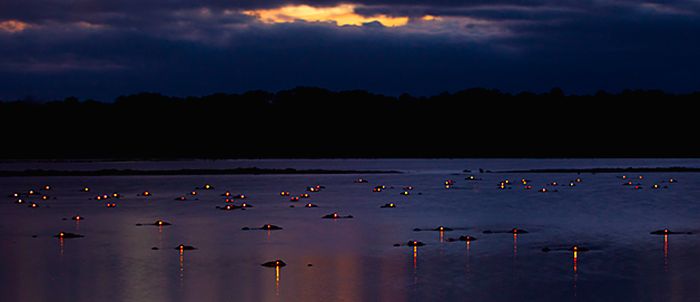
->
[[2, 159, 700, 301]]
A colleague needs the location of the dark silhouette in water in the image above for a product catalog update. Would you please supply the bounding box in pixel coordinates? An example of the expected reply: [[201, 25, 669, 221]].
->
[[261, 260, 286, 267], [1, 87, 699, 159], [650, 229, 693, 235], [446, 235, 478, 242], [483, 228, 528, 234], [413, 226, 455, 232], [135, 220, 171, 226], [242, 224, 283, 230], [175, 244, 196, 250], [55, 232, 84, 238], [542, 245, 590, 252], [322, 212, 353, 219]]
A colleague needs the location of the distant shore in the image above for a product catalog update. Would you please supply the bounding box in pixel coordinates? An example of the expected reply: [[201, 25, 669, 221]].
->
[[0, 168, 400, 177], [497, 167, 700, 174]]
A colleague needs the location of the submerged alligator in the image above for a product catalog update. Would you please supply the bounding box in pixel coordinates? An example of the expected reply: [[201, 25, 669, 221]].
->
[[242, 224, 283, 231]]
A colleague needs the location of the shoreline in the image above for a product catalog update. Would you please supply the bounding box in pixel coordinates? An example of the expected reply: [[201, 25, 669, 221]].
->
[[496, 167, 700, 174], [0, 168, 401, 177]]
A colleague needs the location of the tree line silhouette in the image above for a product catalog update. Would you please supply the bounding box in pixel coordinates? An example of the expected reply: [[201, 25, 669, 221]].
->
[[1, 87, 698, 159]]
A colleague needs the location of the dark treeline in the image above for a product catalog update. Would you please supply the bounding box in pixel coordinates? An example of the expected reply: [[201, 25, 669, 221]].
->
[[1, 87, 698, 159]]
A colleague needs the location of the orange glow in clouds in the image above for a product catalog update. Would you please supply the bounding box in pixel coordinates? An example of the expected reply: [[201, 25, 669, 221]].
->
[[243, 4, 413, 27], [0, 20, 29, 33]]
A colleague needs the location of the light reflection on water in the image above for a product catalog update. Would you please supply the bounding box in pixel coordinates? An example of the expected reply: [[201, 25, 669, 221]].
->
[[2, 159, 700, 301]]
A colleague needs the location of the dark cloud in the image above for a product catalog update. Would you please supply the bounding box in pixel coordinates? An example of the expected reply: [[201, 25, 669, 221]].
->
[[0, 1, 699, 99]]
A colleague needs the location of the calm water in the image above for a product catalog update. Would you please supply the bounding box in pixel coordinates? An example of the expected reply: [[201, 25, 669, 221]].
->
[[2, 159, 700, 302]]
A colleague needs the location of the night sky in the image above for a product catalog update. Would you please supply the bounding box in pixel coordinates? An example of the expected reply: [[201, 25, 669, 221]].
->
[[1, 0, 699, 100]]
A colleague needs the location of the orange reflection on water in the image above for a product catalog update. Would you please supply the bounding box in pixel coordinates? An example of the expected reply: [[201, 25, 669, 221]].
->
[[513, 233, 518, 257], [465, 240, 472, 273], [573, 250, 578, 273], [413, 245, 418, 285], [413, 246, 417, 269], [58, 237, 64, 256], [664, 234, 669, 272], [275, 266, 280, 296], [179, 249, 185, 284]]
